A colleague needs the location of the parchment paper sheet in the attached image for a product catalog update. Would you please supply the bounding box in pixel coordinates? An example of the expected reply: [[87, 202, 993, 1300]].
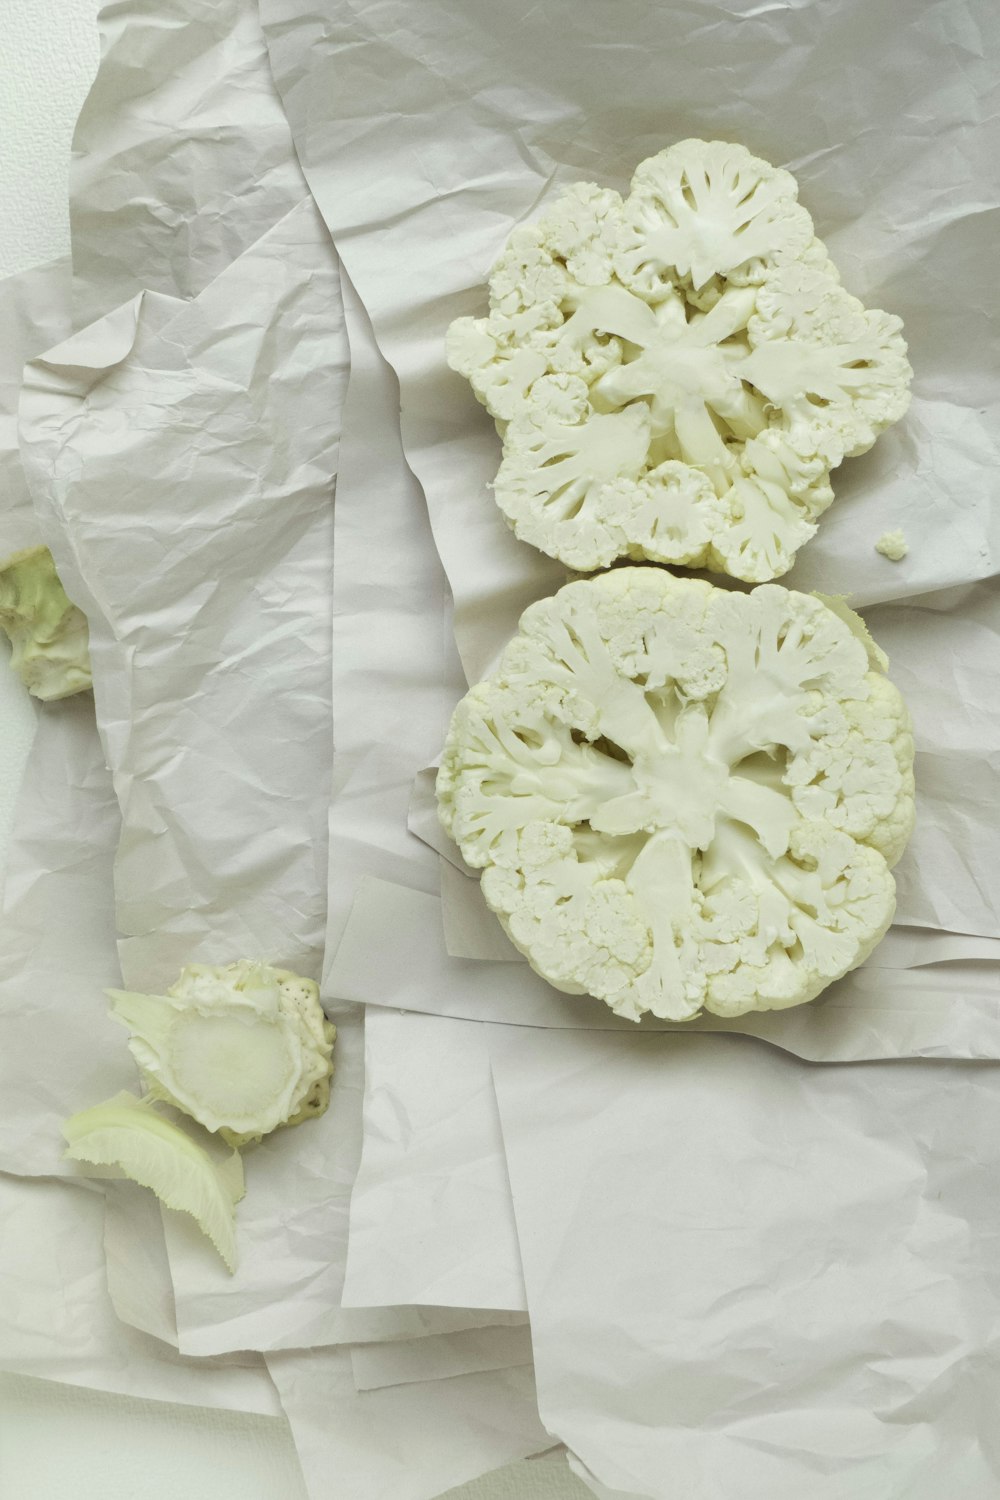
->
[[343, 1009, 527, 1314], [266, 1346, 552, 1500], [329, 277, 533, 1320], [21, 208, 525, 1357], [489, 1023, 1000, 1499], [71, 0, 309, 330], [0, 258, 72, 554], [23, 196, 347, 987], [0, 697, 129, 1175], [0, 1173, 281, 1416], [350, 1324, 533, 1393], [321, 268, 457, 960]]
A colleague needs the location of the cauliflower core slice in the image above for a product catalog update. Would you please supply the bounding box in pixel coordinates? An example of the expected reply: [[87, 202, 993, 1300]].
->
[[437, 569, 914, 1024], [450, 140, 911, 583], [108, 960, 336, 1147]]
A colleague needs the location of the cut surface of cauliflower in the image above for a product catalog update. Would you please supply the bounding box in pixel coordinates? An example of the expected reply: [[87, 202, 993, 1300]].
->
[[449, 140, 912, 582], [437, 568, 914, 1024], [0, 545, 92, 700], [108, 959, 336, 1147]]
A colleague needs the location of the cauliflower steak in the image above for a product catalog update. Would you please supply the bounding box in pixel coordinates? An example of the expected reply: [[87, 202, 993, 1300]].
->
[[438, 569, 914, 1023], [448, 139, 911, 582]]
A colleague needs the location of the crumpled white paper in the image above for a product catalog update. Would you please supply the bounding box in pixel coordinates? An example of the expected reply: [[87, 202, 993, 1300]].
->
[[23, 196, 347, 986], [0, 256, 130, 1177], [0, 258, 72, 553], [265, 1345, 552, 1500], [488, 1023, 1000, 1499], [350, 1324, 533, 1393], [343, 1010, 527, 1314], [0, 697, 130, 1175], [71, 0, 309, 329], [22, 210, 521, 1358], [322, 274, 528, 1319], [0, 1172, 281, 1416]]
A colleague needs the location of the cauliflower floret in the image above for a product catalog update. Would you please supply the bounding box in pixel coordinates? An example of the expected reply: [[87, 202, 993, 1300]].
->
[[438, 569, 913, 1023], [107, 959, 336, 1147], [539, 182, 624, 287], [447, 140, 911, 583], [616, 139, 815, 298], [0, 545, 92, 701], [744, 261, 913, 461]]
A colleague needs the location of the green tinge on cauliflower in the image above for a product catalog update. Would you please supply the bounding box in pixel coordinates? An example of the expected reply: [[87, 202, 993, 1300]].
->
[[448, 138, 912, 583], [0, 545, 92, 701], [437, 568, 914, 1024], [108, 959, 336, 1147], [62, 1091, 245, 1272]]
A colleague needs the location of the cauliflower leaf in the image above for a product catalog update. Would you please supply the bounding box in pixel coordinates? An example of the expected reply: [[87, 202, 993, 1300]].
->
[[62, 1091, 244, 1273]]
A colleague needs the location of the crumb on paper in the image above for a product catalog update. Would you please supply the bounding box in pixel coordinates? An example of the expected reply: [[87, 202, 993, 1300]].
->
[[875, 529, 908, 561]]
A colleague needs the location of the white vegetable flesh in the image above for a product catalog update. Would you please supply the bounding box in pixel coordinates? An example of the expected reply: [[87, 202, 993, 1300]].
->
[[62, 1091, 244, 1272], [875, 529, 908, 561], [448, 139, 911, 582], [438, 568, 915, 1023], [108, 960, 336, 1146]]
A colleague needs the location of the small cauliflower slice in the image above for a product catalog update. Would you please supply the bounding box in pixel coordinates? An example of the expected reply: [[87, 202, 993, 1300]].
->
[[447, 141, 911, 582], [108, 960, 336, 1147], [62, 1091, 244, 1272], [438, 568, 914, 1024], [0, 545, 92, 701]]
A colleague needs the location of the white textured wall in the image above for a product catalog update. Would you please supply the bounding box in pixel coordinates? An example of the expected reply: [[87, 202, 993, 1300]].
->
[[0, 4, 580, 1497]]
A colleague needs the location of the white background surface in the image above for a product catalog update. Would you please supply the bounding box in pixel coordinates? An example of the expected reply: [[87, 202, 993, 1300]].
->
[[0, 3, 579, 1497]]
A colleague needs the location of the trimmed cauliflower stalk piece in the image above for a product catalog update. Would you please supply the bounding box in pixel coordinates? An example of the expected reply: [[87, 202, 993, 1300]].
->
[[108, 960, 336, 1147], [62, 1091, 244, 1272], [0, 545, 92, 700], [449, 139, 911, 582], [437, 568, 914, 1024]]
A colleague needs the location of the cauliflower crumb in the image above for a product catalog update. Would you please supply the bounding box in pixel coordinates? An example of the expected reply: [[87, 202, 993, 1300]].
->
[[875, 529, 908, 561]]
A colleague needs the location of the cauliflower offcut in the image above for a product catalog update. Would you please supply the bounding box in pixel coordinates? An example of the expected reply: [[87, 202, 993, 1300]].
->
[[108, 960, 336, 1147], [62, 1091, 244, 1272], [875, 529, 908, 561], [0, 545, 92, 700], [437, 568, 914, 1023], [448, 139, 911, 582]]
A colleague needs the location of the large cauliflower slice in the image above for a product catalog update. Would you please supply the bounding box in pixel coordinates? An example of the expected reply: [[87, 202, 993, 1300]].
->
[[437, 569, 914, 1023], [448, 140, 911, 582]]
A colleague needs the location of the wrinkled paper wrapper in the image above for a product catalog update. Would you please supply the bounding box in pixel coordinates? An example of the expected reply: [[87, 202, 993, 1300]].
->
[[261, 0, 1000, 1064], [9, 13, 527, 1492], [257, 0, 1000, 1490]]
